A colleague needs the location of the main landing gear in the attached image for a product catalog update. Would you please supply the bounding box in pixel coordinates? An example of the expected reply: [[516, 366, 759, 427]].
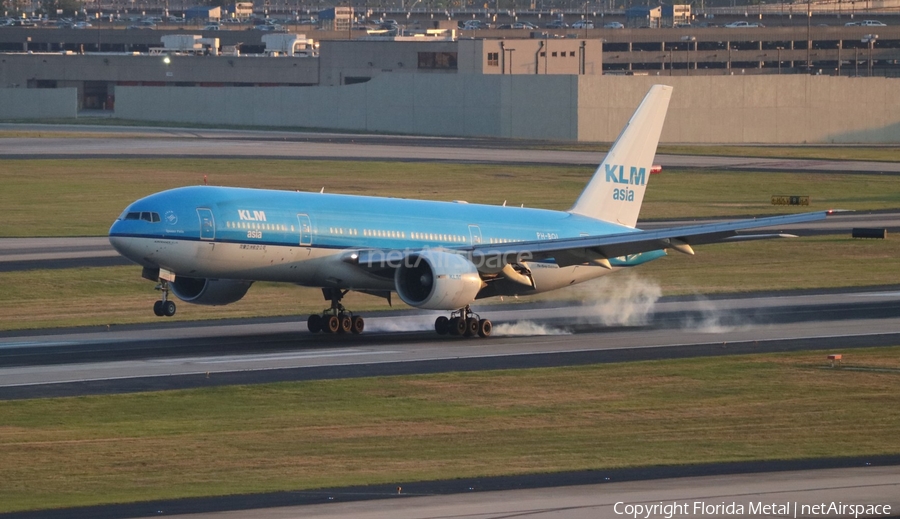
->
[[307, 288, 365, 335], [434, 306, 492, 338], [152, 279, 177, 317]]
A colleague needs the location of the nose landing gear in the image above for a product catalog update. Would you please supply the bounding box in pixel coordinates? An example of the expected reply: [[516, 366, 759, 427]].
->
[[152, 279, 177, 317], [307, 288, 365, 335], [435, 306, 491, 338]]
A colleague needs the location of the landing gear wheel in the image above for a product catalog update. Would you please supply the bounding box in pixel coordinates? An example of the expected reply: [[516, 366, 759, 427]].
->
[[307, 314, 322, 333], [464, 318, 479, 337], [162, 300, 176, 317], [324, 315, 340, 334], [477, 319, 492, 338], [153, 300, 164, 317], [351, 316, 365, 334], [436, 306, 491, 339], [337, 313, 352, 334], [451, 317, 467, 336], [434, 316, 449, 335]]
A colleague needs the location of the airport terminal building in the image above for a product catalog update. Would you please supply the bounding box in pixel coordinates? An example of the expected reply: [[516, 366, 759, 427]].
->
[[2, 23, 900, 143]]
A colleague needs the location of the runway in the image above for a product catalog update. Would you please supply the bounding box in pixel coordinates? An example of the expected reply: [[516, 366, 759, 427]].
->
[[2, 287, 899, 400], [2, 124, 900, 174]]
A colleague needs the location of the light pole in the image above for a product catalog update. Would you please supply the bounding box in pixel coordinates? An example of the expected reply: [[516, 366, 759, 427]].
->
[[863, 33, 877, 77], [776, 46, 783, 74], [681, 35, 695, 75], [805, 0, 811, 72]]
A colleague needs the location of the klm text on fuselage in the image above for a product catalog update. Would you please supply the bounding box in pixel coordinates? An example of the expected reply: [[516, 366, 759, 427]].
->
[[606, 164, 646, 202]]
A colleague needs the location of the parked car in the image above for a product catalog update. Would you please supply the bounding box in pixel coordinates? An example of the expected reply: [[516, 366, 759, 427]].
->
[[572, 20, 594, 29], [546, 20, 568, 28], [72, 21, 92, 29], [203, 24, 220, 30], [127, 21, 156, 29], [724, 21, 760, 28], [602, 21, 624, 29], [860, 20, 887, 26]]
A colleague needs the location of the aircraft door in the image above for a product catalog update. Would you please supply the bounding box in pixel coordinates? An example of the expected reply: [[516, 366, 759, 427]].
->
[[468, 224, 482, 246], [297, 214, 312, 246], [197, 208, 215, 241]]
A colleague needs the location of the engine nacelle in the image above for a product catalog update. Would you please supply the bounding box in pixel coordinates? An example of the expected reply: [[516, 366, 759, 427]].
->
[[394, 250, 484, 310], [170, 277, 252, 306]]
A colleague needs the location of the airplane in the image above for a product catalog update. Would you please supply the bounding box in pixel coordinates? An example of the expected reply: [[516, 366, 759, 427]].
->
[[109, 85, 828, 338]]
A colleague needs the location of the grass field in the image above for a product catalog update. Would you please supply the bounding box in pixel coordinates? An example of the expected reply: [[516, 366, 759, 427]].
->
[[1, 347, 898, 512], [1, 159, 899, 237]]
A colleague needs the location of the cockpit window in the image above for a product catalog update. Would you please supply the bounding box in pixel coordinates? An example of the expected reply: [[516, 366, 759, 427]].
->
[[124, 211, 160, 222]]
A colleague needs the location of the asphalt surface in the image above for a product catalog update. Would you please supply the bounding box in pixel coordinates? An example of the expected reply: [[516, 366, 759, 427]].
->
[[2, 124, 900, 173], [3, 288, 899, 398]]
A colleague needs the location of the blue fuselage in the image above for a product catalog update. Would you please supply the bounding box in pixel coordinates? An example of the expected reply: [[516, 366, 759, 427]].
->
[[108, 185, 664, 293]]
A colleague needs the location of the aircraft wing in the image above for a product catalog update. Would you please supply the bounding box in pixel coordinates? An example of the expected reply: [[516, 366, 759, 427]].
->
[[468, 210, 832, 268], [347, 211, 830, 271]]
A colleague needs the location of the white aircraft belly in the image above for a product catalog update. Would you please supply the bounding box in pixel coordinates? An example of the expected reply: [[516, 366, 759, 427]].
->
[[114, 237, 392, 289]]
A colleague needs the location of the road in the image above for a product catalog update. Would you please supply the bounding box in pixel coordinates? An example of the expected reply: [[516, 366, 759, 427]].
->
[[152, 466, 900, 519], [2, 124, 900, 173]]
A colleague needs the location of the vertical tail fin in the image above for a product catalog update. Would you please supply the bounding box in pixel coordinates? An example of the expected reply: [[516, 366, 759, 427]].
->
[[569, 85, 673, 228]]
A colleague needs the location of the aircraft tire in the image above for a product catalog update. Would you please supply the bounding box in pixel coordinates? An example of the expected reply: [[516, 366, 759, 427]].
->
[[448, 317, 463, 336], [351, 316, 365, 334], [434, 316, 449, 335], [153, 301, 164, 317], [324, 315, 340, 333], [163, 300, 176, 317], [307, 314, 322, 333], [337, 313, 352, 333], [477, 319, 492, 338], [464, 318, 479, 337]]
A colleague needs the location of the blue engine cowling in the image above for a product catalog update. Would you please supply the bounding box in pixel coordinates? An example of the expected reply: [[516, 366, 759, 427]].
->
[[171, 277, 253, 306]]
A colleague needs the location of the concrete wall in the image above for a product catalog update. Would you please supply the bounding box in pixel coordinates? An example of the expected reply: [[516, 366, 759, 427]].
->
[[0, 88, 77, 119], [97, 75, 900, 143], [116, 74, 581, 139], [577, 75, 900, 143]]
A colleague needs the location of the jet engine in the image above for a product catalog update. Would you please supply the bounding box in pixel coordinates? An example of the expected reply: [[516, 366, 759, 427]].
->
[[394, 250, 484, 310], [170, 277, 253, 306]]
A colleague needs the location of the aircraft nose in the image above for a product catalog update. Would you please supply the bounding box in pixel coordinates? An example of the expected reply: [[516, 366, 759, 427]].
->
[[108, 234, 130, 258], [109, 221, 139, 261]]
